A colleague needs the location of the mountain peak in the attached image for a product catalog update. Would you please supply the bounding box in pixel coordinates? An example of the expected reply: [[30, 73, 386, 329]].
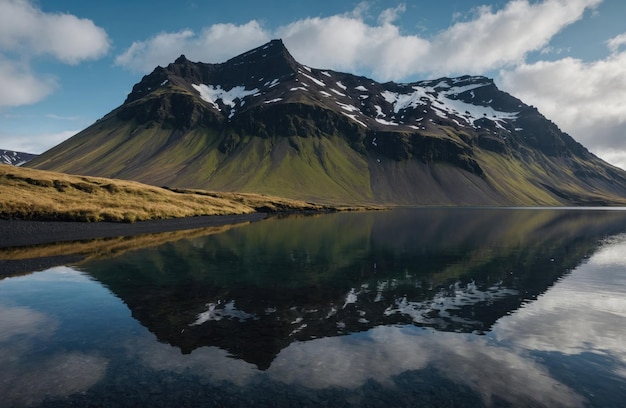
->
[[224, 38, 300, 76], [174, 54, 189, 64]]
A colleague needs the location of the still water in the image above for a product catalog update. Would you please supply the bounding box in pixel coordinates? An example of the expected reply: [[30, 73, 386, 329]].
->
[[1, 208, 625, 407]]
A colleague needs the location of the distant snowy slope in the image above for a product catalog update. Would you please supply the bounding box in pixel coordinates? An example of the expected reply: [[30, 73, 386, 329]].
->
[[1, 150, 37, 166]]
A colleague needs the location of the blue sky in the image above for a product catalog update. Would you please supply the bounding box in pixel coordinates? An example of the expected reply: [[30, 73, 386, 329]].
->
[[2, 0, 626, 168]]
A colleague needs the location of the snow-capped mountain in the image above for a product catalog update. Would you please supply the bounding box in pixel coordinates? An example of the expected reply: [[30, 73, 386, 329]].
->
[[1, 150, 37, 166], [26, 39, 626, 205], [123, 40, 530, 139]]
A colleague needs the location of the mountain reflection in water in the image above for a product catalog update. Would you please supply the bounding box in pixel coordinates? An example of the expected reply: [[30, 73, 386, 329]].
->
[[78, 208, 626, 370]]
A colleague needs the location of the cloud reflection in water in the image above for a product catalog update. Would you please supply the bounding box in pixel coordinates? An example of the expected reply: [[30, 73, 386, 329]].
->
[[0, 267, 109, 407]]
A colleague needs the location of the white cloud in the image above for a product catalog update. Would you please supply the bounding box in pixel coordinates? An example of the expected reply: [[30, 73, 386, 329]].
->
[[277, 0, 599, 80], [0, 0, 110, 108], [115, 0, 600, 80], [0, 129, 78, 153], [595, 149, 626, 171], [377, 3, 406, 25], [115, 21, 271, 72], [427, 0, 601, 74], [279, 15, 430, 80], [0, 57, 57, 107], [0, 0, 110, 63], [607, 32, 626, 53], [115, 29, 196, 72], [499, 44, 626, 165], [45, 114, 80, 121]]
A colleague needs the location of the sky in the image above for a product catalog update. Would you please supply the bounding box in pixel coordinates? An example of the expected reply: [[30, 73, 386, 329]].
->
[[1, 0, 626, 168]]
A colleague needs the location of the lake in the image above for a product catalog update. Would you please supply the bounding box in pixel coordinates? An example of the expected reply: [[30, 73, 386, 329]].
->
[[1, 208, 625, 407]]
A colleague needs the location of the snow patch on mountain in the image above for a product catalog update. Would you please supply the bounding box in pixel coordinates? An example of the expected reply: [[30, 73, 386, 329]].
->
[[265, 78, 280, 88], [382, 82, 518, 128], [299, 70, 325, 87], [341, 113, 368, 128], [192, 84, 259, 117], [335, 101, 360, 113], [375, 118, 399, 126]]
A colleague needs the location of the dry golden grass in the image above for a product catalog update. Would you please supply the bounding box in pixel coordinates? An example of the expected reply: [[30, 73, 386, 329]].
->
[[0, 164, 343, 222], [162, 187, 372, 212]]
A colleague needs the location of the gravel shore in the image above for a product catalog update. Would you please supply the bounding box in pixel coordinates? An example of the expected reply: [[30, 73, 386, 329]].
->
[[0, 213, 266, 249], [0, 213, 267, 276]]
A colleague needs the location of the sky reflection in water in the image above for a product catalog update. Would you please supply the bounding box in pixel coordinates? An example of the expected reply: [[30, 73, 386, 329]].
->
[[1, 209, 625, 407]]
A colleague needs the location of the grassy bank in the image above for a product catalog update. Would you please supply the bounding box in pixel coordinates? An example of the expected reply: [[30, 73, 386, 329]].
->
[[0, 164, 340, 222]]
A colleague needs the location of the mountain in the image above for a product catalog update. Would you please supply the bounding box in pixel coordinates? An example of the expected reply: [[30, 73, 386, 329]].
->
[[1, 150, 37, 166], [26, 39, 626, 205]]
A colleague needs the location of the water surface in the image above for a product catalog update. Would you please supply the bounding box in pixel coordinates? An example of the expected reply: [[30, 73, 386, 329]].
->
[[1, 208, 625, 407]]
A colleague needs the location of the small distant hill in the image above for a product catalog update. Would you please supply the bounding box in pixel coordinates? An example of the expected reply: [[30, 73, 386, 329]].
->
[[26, 39, 626, 206], [1, 150, 37, 166]]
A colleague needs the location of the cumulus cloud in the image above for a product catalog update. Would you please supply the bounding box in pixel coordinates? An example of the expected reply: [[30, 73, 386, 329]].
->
[[0, 0, 110, 107], [115, 21, 271, 72], [278, 15, 430, 80], [0, 57, 57, 107], [0, 129, 78, 153], [427, 0, 601, 74], [594, 149, 626, 171], [114, 0, 600, 80], [377, 3, 406, 25], [499, 38, 626, 163], [0, 0, 110, 63], [607, 32, 626, 53]]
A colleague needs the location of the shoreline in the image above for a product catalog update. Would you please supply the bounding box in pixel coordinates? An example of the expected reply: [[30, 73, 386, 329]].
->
[[0, 213, 267, 249], [0, 213, 267, 277]]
